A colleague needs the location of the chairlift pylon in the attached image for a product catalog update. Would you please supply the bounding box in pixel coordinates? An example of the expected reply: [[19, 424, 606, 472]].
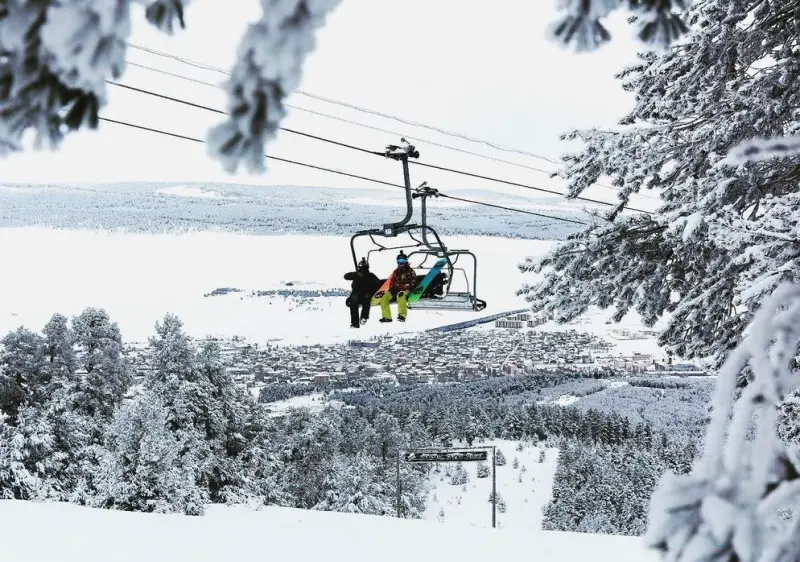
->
[[349, 139, 486, 312]]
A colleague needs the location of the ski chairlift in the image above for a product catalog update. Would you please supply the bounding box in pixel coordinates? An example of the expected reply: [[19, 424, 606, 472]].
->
[[349, 139, 487, 312]]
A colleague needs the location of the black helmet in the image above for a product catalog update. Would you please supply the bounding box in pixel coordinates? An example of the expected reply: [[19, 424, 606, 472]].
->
[[357, 258, 369, 272]]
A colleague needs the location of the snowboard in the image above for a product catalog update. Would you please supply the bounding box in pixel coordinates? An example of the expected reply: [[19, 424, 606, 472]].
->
[[408, 258, 448, 303], [371, 272, 396, 306]]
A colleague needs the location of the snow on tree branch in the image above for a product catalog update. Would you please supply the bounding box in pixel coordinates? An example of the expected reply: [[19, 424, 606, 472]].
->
[[549, 0, 693, 52], [206, 0, 341, 174], [40, 1, 130, 97], [141, 0, 189, 34], [0, 0, 132, 154], [0, 0, 340, 172], [644, 283, 800, 562], [725, 134, 800, 165]]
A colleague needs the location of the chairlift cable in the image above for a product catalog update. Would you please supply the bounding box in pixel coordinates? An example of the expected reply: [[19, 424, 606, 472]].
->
[[97, 117, 401, 188], [125, 56, 661, 203], [106, 81, 385, 157], [125, 43, 661, 202], [107, 80, 639, 216], [125, 42, 560, 166], [411, 160, 651, 215], [125, 60, 558, 175], [438, 194, 588, 225], [97, 116, 588, 226]]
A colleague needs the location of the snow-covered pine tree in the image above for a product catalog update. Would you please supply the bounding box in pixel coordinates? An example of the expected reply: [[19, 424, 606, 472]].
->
[[502, 408, 526, 440], [520, 0, 800, 369], [279, 409, 343, 509], [145, 314, 267, 503], [340, 413, 379, 457], [0, 327, 46, 424], [450, 463, 469, 486], [373, 412, 406, 463], [0, 406, 61, 500], [93, 392, 206, 515], [313, 453, 392, 516], [196, 339, 275, 503], [71, 307, 129, 420], [42, 313, 78, 395], [0, 1, 692, 174]]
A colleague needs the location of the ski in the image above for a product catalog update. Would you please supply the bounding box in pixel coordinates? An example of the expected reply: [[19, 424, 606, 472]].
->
[[408, 258, 448, 303]]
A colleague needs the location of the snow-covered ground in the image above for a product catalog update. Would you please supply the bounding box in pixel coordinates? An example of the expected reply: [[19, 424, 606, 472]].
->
[[154, 185, 230, 199], [423, 439, 559, 531], [0, 226, 539, 344], [262, 392, 345, 417], [0, 226, 665, 356], [535, 380, 631, 408], [0, 499, 658, 562]]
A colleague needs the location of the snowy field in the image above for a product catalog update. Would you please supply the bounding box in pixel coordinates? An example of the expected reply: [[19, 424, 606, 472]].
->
[[0, 226, 541, 345], [261, 392, 345, 416], [424, 439, 559, 530], [0, 226, 666, 356], [0, 500, 657, 562]]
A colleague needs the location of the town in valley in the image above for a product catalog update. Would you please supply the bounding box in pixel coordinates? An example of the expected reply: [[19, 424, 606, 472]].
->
[[123, 312, 707, 400]]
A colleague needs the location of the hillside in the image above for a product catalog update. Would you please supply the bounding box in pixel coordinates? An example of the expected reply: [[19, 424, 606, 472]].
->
[[0, 500, 658, 562]]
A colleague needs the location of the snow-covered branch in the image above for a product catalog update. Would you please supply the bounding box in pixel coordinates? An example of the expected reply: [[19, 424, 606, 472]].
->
[[0, 0, 129, 154], [726, 134, 800, 165], [141, 0, 190, 34], [206, 0, 342, 174], [644, 283, 800, 562], [549, 0, 694, 53], [0, 0, 341, 172]]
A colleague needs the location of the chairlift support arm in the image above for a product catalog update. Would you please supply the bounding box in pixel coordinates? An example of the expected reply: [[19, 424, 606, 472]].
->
[[382, 139, 419, 236]]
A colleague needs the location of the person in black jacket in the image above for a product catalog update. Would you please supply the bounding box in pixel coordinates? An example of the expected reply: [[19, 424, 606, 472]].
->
[[344, 258, 382, 328]]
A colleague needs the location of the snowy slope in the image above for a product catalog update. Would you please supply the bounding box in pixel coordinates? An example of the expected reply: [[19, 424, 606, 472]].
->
[[0, 500, 658, 562], [424, 439, 559, 530]]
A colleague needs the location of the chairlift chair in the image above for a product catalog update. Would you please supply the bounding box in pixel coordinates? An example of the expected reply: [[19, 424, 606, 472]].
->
[[349, 139, 486, 312]]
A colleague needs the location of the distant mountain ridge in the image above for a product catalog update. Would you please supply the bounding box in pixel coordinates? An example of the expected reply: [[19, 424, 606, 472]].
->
[[0, 181, 591, 239]]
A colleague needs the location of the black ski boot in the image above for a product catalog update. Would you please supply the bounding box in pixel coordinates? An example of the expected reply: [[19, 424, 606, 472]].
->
[[397, 315, 406, 322], [379, 317, 392, 323]]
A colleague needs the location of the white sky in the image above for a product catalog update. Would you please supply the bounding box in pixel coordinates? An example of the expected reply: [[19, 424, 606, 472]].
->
[[2, 0, 658, 210]]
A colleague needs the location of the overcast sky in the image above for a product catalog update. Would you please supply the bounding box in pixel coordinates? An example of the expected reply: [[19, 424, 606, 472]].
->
[[3, 0, 657, 209]]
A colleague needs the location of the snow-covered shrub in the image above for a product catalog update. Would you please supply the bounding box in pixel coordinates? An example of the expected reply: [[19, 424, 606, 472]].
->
[[488, 491, 506, 513], [539, 450, 546, 463], [449, 464, 469, 486], [495, 448, 506, 466], [476, 462, 489, 478], [512, 456, 519, 469]]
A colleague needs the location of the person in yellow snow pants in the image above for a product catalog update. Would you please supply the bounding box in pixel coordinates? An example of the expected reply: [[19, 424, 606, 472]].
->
[[379, 252, 417, 323], [380, 290, 408, 321]]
